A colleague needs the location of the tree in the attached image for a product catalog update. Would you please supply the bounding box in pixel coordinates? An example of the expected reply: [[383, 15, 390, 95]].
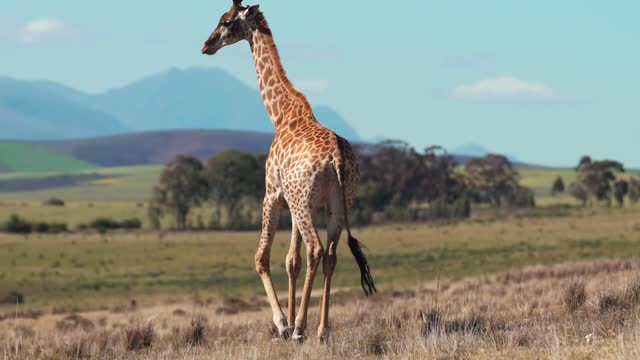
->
[[420, 146, 468, 204], [569, 182, 589, 207], [204, 150, 265, 223], [464, 154, 528, 207], [551, 176, 565, 197], [614, 179, 629, 207], [355, 142, 470, 217], [571, 157, 624, 207], [629, 177, 640, 204], [149, 155, 209, 230]]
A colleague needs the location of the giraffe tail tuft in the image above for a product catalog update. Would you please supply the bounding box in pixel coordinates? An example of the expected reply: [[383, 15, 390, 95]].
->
[[347, 232, 377, 296], [333, 134, 376, 296]]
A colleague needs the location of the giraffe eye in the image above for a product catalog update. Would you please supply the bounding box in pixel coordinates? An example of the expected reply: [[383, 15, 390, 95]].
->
[[222, 21, 233, 27]]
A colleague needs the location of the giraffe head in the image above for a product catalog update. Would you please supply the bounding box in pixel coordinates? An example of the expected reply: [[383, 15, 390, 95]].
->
[[202, 0, 261, 55]]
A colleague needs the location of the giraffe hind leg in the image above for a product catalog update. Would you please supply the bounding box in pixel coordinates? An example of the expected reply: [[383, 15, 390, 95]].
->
[[255, 193, 291, 338], [286, 222, 302, 327], [290, 209, 324, 342], [317, 204, 343, 341]]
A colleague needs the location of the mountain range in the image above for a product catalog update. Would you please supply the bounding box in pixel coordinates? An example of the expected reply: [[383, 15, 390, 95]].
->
[[0, 67, 360, 141]]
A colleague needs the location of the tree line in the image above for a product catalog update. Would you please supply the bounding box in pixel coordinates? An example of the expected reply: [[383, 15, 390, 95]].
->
[[148, 142, 535, 231]]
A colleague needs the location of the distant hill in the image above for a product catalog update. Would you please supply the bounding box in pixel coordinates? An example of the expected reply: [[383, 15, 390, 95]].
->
[[452, 143, 491, 158], [0, 77, 129, 140], [29, 129, 276, 167], [0, 67, 361, 142], [87, 68, 360, 140], [453, 143, 522, 164], [0, 142, 96, 172]]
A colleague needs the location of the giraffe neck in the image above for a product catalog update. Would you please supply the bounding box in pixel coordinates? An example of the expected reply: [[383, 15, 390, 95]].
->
[[247, 14, 314, 130]]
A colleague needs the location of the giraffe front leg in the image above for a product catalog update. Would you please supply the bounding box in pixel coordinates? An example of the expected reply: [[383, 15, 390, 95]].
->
[[291, 212, 324, 342], [285, 222, 302, 327], [255, 194, 290, 338]]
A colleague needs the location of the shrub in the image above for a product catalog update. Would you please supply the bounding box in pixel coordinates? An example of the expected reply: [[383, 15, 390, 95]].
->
[[0, 290, 25, 304], [563, 279, 587, 312], [90, 217, 120, 232], [43, 197, 65, 206], [120, 218, 142, 230], [184, 316, 207, 346], [33, 222, 68, 234], [506, 185, 536, 208], [126, 321, 155, 351], [88, 217, 142, 232], [4, 214, 32, 234]]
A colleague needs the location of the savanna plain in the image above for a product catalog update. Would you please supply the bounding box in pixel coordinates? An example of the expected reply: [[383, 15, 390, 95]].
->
[[2, 167, 640, 359]]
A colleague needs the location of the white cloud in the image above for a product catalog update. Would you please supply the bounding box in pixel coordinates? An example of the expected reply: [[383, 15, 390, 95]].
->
[[295, 79, 329, 94], [0, 17, 75, 44], [19, 18, 74, 43], [451, 77, 557, 101]]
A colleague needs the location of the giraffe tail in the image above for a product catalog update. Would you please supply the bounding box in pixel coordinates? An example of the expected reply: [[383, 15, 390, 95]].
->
[[348, 233, 377, 296], [333, 138, 376, 297]]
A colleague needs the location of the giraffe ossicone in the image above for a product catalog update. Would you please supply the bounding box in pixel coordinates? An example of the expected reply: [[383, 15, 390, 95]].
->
[[202, 0, 376, 341]]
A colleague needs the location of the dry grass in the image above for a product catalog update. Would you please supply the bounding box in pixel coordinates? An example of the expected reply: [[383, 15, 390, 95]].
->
[[564, 279, 587, 312], [3, 258, 640, 359]]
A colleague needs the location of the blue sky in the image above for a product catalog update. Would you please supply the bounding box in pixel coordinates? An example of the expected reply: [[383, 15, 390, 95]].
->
[[1, 1, 639, 167]]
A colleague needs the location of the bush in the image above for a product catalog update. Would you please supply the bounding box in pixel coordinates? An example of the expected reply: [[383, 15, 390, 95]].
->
[[3, 215, 68, 234], [506, 185, 536, 208], [4, 214, 32, 234], [120, 218, 142, 230], [43, 197, 65, 207], [0, 291, 25, 304], [87, 217, 143, 233], [33, 222, 68, 234]]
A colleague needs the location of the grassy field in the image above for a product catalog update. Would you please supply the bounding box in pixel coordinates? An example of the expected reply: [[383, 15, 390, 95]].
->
[[0, 165, 160, 203], [2, 167, 640, 358], [2, 208, 640, 310], [0, 143, 96, 173], [3, 258, 640, 359]]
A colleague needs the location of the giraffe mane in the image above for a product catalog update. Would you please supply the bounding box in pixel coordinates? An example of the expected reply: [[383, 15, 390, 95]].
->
[[254, 11, 311, 109]]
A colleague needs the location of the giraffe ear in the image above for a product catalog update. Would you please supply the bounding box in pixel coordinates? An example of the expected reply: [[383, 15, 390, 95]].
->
[[239, 5, 260, 20], [247, 5, 260, 15]]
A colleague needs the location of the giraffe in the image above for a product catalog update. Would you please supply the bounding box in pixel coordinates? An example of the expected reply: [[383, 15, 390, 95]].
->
[[202, 0, 376, 341]]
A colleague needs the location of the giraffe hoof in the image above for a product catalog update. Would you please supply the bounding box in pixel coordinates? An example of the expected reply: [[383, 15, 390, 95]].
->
[[280, 326, 294, 340], [318, 328, 330, 343], [291, 331, 305, 343]]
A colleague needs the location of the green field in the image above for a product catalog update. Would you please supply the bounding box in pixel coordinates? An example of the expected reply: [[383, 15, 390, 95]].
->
[[0, 165, 160, 202], [0, 142, 96, 173], [1, 208, 639, 309]]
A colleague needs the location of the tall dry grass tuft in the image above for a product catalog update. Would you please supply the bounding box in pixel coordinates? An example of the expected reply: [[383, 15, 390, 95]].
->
[[56, 334, 94, 359], [184, 316, 207, 347], [420, 308, 502, 337], [366, 331, 389, 356], [624, 277, 640, 306], [125, 320, 154, 351], [600, 293, 627, 313], [55, 314, 95, 332], [563, 278, 587, 312]]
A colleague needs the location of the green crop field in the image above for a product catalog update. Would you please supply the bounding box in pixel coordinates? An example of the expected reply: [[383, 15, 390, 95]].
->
[[0, 142, 96, 173], [1, 208, 639, 310]]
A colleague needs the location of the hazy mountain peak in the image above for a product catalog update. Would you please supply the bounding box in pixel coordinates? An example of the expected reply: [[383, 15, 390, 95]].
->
[[0, 67, 361, 141]]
